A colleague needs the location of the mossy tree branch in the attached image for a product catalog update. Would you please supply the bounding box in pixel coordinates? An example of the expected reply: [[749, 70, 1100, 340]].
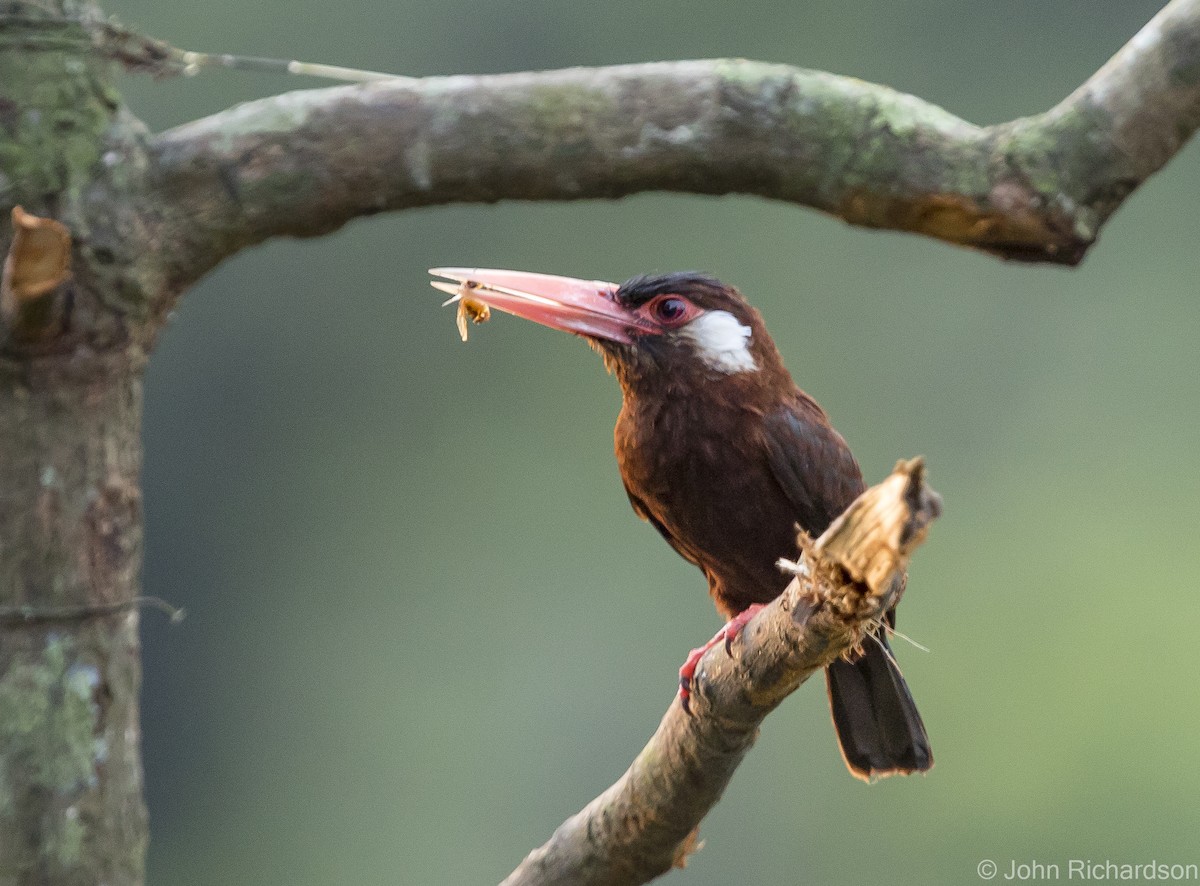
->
[[149, 0, 1200, 291], [502, 459, 941, 886]]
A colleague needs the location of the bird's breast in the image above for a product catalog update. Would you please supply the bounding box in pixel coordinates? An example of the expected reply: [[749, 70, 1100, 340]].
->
[[615, 396, 804, 615]]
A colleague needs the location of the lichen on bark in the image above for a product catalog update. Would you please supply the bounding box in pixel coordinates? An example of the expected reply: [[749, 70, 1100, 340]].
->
[[0, 636, 102, 868]]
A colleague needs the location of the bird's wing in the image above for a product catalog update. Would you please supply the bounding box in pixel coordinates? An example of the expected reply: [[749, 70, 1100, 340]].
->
[[761, 400, 867, 537], [623, 483, 702, 567], [764, 403, 905, 619]]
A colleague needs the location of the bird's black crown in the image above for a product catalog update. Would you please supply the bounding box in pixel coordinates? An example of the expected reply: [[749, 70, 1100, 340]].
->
[[615, 272, 726, 307]]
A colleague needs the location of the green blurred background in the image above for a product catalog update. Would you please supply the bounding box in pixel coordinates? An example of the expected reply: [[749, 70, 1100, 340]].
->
[[108, 0, 1200, 882]]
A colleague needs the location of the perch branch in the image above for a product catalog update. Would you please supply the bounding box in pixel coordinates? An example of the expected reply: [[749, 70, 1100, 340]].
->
[[501, 458, 942, 886], [148, 0, 1200, 289]]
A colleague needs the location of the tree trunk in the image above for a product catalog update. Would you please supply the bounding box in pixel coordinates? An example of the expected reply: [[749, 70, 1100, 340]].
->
[[1, 5, 153, 883], [0, 357, 147, 885]]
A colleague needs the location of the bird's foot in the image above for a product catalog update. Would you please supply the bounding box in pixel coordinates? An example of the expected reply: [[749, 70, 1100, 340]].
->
[[677, 603, 766, 715]]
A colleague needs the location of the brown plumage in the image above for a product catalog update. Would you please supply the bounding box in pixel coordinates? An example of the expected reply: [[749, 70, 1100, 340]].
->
[[607, 273, 931, 780], [430, 267, 933, 780]]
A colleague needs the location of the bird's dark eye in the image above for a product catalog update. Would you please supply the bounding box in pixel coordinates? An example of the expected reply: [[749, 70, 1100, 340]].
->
[[653, 297, 689, 323]]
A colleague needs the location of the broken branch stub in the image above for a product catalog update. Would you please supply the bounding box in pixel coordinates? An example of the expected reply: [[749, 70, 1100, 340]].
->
[[2, 206, 72, 344], [813, 457, 941, 593]]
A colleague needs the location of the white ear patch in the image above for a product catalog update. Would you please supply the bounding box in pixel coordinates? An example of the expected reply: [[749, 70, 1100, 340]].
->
[[680, 310, 758, 374]]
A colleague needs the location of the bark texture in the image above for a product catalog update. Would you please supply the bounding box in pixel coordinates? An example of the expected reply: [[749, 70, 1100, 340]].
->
[[0, 356, 147, 885], [0, 5, 155, 883]]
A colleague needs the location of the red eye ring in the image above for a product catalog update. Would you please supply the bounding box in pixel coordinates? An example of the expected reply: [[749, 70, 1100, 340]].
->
[[647, 295, 691, 325]]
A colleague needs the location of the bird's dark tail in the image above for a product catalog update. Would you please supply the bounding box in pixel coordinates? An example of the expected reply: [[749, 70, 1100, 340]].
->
[[825, 630, 932, 781]]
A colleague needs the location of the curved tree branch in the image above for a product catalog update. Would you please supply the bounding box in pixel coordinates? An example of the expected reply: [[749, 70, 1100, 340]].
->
[[502, 459, 941, 886], [148, 0, 1200, 290]]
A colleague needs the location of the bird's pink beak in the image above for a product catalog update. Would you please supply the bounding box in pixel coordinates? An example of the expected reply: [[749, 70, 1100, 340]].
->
[[430, 267, 651, 344]]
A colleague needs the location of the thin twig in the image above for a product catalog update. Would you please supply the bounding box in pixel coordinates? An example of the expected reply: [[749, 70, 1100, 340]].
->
[[0, 596, 185, 626]]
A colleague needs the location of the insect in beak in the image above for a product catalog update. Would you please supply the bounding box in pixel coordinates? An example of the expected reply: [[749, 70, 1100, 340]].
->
[[438, 280, 493, 342]]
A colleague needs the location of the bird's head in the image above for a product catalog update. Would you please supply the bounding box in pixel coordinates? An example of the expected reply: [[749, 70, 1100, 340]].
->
[[430, 268, 787, 394]]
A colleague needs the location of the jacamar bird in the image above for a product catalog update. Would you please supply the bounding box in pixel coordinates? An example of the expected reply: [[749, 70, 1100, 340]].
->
[[430, 267, 932, 780]]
